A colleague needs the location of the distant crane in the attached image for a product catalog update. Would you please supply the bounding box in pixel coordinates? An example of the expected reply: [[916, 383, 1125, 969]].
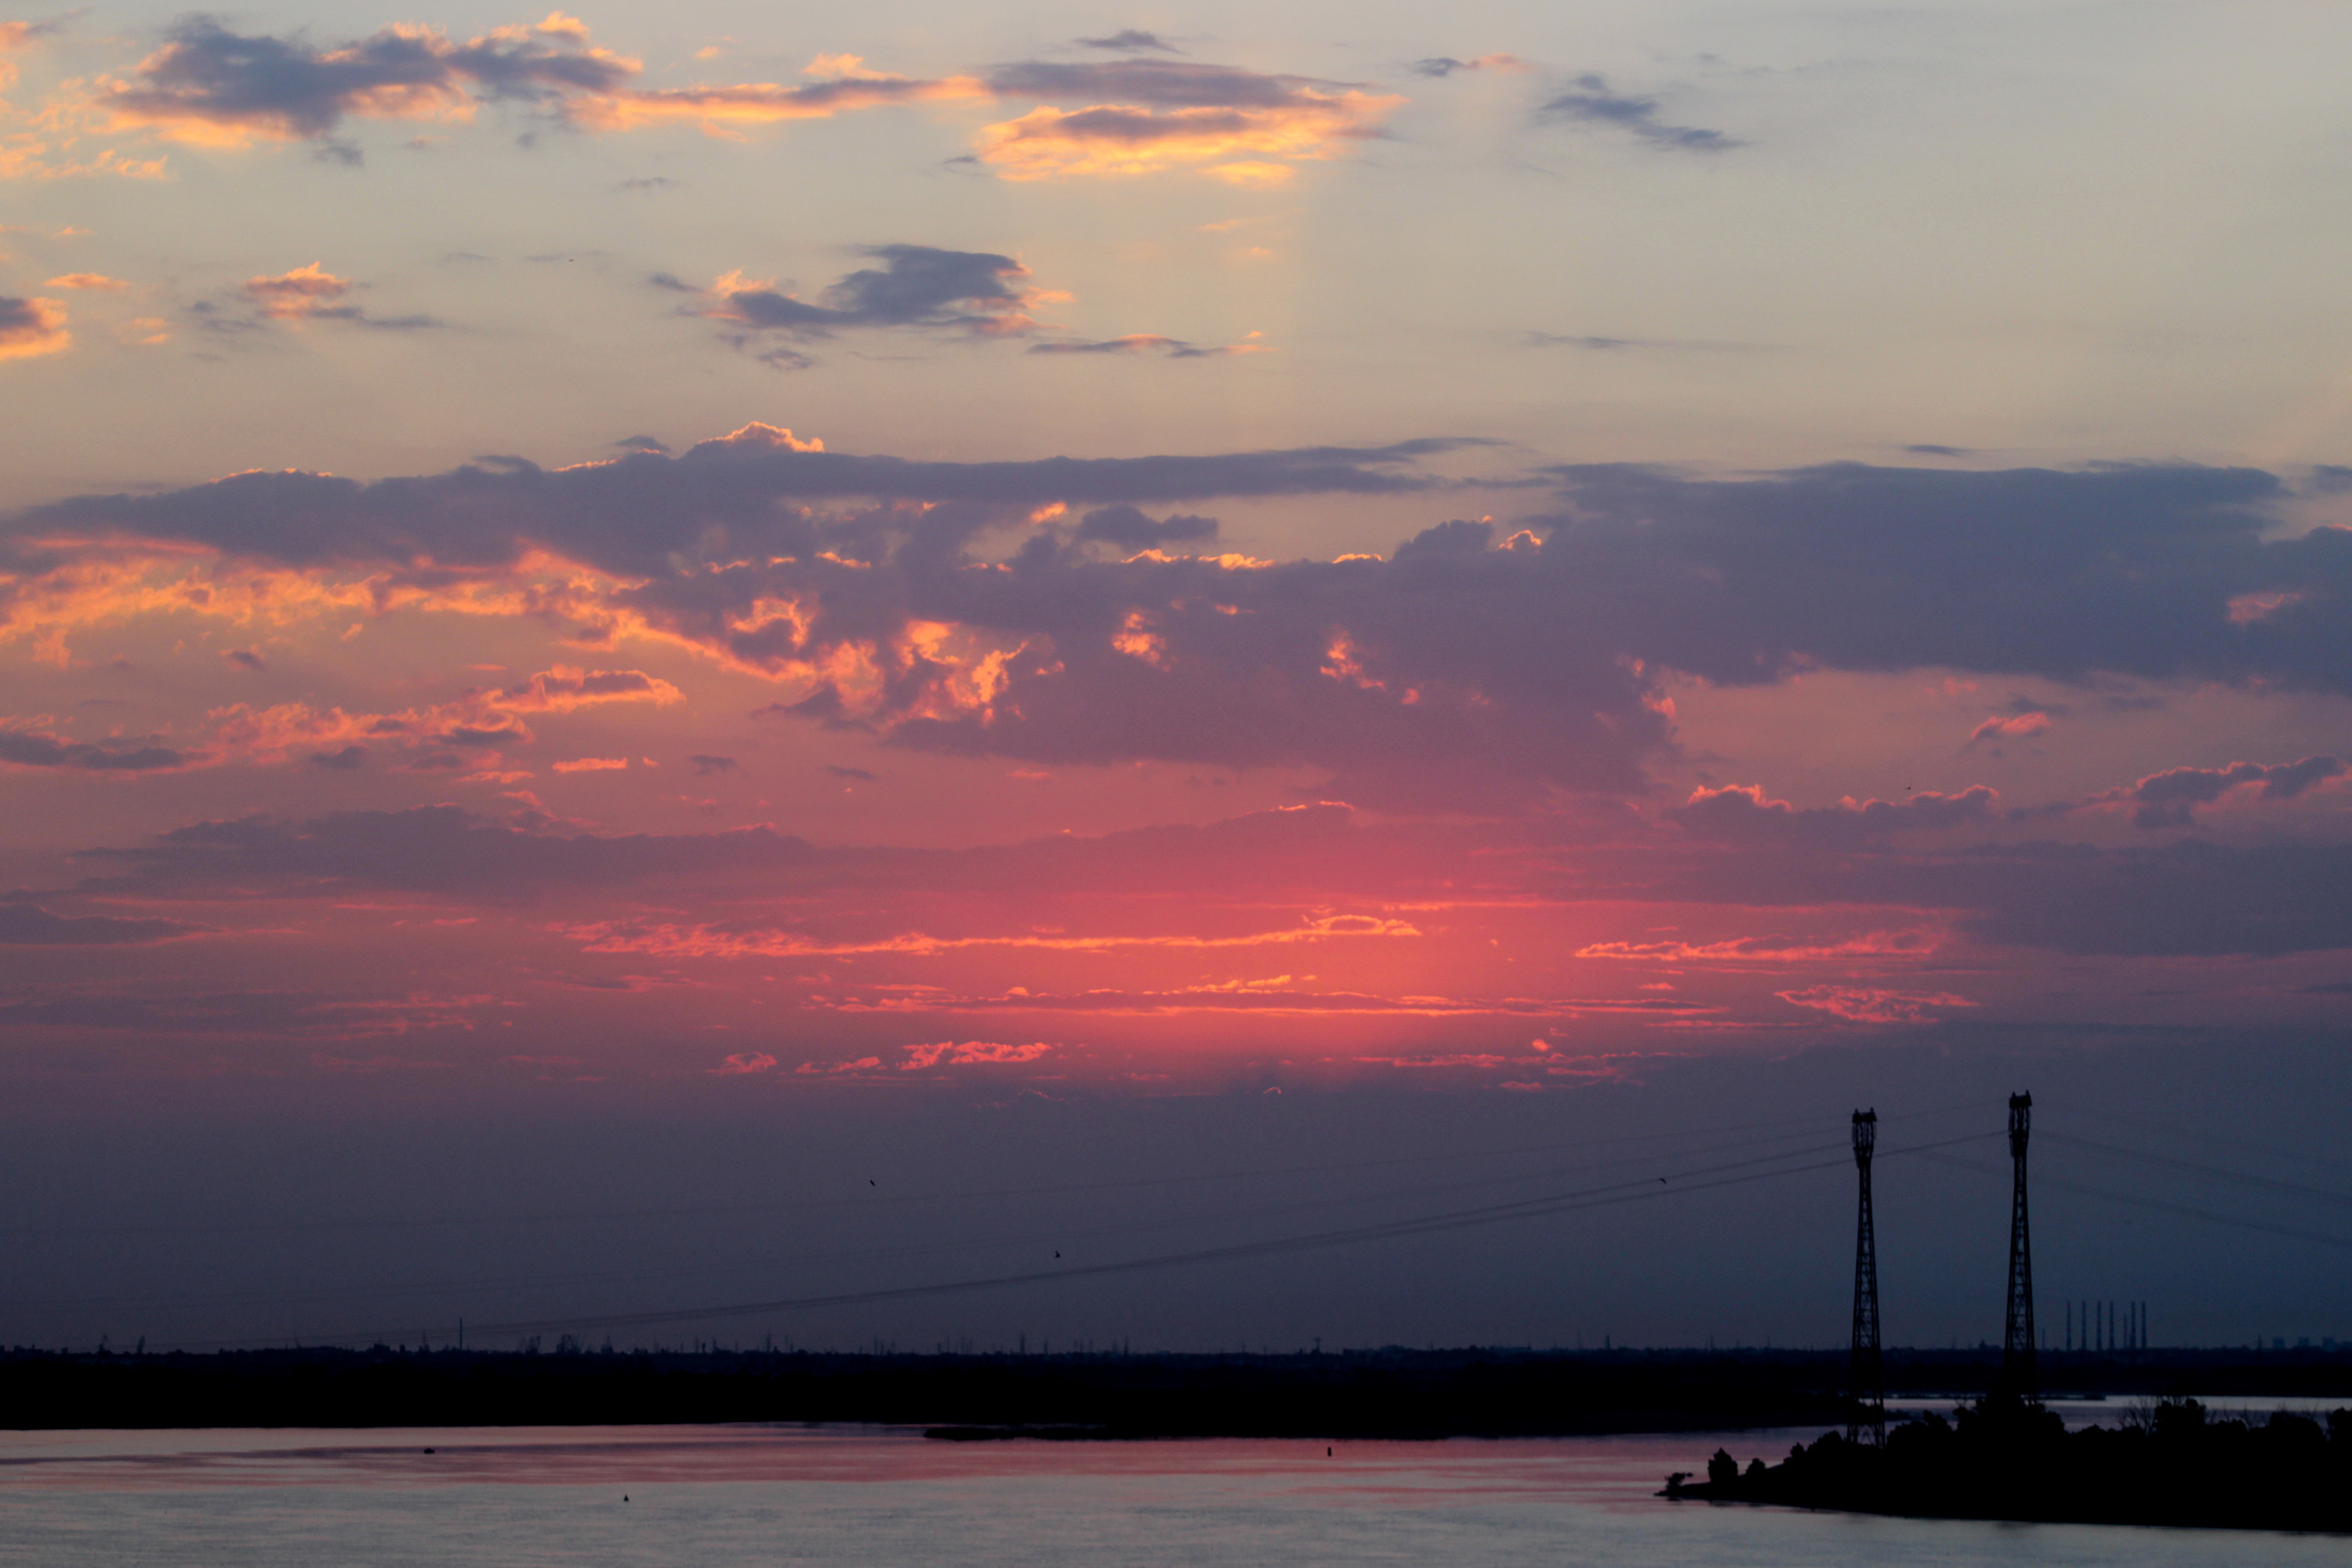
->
[[1848, 1109, 1884, 1445], [2002, 1092, 2038, 1398]]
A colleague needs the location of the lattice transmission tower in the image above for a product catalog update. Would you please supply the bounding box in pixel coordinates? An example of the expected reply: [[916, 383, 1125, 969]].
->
[[2002, 1091, 2038, 1398], [1848, 1108, 1884, 1445]]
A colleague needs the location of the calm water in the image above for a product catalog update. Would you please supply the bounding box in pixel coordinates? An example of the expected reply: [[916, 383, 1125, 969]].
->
[[0, 1422, 2340, 1566]]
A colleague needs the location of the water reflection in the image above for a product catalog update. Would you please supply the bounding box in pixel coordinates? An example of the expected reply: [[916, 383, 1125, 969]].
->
[[0, 1424, 2339, 1566]]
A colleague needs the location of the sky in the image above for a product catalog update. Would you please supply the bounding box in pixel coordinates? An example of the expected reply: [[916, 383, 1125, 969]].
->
[[0, 0, 2348, 1355]]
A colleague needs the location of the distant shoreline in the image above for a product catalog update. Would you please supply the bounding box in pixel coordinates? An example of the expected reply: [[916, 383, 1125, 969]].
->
[[4, 1346, 2347, 1436]]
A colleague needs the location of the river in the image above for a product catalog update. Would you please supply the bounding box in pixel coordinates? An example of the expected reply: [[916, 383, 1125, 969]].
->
[[0, 1422, 2340, 1565]]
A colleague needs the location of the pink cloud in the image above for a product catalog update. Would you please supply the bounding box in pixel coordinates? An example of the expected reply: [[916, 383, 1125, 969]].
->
[[2227, 590, 2306, 624], [1965, 711, 2052, 747], [1777, 985, 1977, 1024], [793, 1055, 886, 1076], [2089, 754, 2347, 828], [1675, 782, 1998, 844]]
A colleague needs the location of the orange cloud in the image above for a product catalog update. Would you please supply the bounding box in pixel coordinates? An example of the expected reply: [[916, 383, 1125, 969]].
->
[[561, 911, 1422, 960], [816, 982, 1719, 1020], [527, 11, 591, 44], [899, 1040, 1053, 1069], [45, 272, 131, 291], [790, 1041, 1058, 1076], [241, 263, 350, 321], [195, 664, 679, 765], [575, 57, 985, 135], [1577, 930, 1941, 964], [494, 665, 683, 712], [207, 699, 532, 761], [550, 757, 629, 772], [0, 294, 67, 359], [0, 140, 171, 180], [975, 89, 1402, 181], [0, 19, 34, 93]]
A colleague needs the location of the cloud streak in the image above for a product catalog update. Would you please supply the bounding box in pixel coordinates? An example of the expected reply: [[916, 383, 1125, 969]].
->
[[577, 56, 985, 134], [685, 245, 1049, 359], [561, 911, 1421, 960], [1029, 332, 1267, 358], [1539, 74, 1737, 151], [0, 905, 203, 945]]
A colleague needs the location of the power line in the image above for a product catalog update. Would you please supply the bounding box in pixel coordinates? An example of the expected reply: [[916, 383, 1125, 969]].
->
[[0, 1116, 1826, 1241], [2043, 1132, 2352, 1210], [1917, 1152, 2352, 1252], [10, 1123, 1853, 1318], [168, 1131, 1998, 1352], [0, 1098, 2003, 1243], [2061, 1102, 2352, 1181]]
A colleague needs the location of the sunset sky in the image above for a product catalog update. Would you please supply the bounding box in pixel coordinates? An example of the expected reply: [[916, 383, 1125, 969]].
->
[[1, 0, 2347, 1353]]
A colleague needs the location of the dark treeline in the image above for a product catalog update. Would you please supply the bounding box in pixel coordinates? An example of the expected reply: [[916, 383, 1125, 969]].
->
[[2, 1345, 2348, 1436], [1668, 1393, 2352, 1532], [0, 1345, 1842, 1436]]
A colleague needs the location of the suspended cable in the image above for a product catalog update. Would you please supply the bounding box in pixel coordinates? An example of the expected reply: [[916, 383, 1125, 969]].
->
[[170, 1131, 1996, 1351], [1916, 1151, 2352, 1252], [12, 1124, 1852, 1318], [0, 1097, 2001, 1243], [2059, 1102, 2352, 1180], [2043, 1131, 2352, 1210]]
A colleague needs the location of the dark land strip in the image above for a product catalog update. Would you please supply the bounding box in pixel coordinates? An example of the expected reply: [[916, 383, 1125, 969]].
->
[[2, 1345, 2348, 1439], [1666, 1390, 2352, 1533]]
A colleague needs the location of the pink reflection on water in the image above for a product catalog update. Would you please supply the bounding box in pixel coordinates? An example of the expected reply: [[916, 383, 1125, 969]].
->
[[0, 1423, 1783, 1506]]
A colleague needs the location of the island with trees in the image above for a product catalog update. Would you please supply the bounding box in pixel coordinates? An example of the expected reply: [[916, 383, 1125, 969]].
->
[[1665, 1392, 2352, 1533]]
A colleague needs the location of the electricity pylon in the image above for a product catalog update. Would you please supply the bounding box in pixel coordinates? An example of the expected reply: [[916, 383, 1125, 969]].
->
[[1849, 1108, 1884, 1445], [2002, 1091, 2038, 1399]]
